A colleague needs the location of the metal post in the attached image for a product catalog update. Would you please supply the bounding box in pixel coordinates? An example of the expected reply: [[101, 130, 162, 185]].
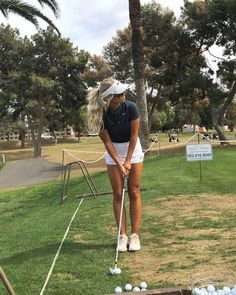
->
[[60, 161, 99, 202], [60, 149, 65, 203], [0, 267, 16, 295], [198, 133, 202, 181]]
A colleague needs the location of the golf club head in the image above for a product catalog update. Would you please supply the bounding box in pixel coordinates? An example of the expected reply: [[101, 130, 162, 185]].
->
[[109, 266, 121, 275]]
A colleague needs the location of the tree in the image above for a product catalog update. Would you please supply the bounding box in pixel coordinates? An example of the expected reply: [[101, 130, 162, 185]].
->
[[0, 0, 60, 34], [0, 25, 88, 157], [104, 2, 207, 134], [0, 111, 18, 141], [104, 27, 133, 83], [81, 54, 113, 88], [182, 0, 236, 143], [225, 101, 236, 132], [129, 0, 149, 149]]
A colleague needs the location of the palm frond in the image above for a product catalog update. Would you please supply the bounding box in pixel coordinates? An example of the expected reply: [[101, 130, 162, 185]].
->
[[37, 0, 60, 17], [0, 0, 60, 34], [1, 0, 39, 26], [0, 7, 8, 17]]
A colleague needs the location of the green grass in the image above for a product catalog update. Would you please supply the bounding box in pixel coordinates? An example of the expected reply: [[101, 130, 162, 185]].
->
[[143, 146, 236, 195], [0, 147, 236, 294]]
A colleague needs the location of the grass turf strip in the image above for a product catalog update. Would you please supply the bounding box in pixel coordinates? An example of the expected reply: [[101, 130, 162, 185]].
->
[[0, 148, 236, 294]]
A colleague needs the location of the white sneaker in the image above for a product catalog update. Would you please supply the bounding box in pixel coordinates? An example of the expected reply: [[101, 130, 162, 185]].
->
[[129, 233, 141, 251], [117, 234, 128, 252]]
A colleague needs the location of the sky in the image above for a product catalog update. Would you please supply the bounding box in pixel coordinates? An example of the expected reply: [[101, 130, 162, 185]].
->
[[0, 0, 184, 55]]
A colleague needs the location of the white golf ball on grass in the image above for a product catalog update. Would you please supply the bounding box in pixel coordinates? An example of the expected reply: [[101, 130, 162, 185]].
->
[[124, 283, 133, 291], [115, 286, 122, 293], [140, 281, 148, 289], [133, 286, 141, 292]]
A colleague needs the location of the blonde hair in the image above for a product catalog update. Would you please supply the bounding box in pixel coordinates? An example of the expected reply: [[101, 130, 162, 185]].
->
[[87, 77, 115, 133]]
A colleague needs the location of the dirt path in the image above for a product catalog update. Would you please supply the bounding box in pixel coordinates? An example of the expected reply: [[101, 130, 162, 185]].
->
[[0, 157, 62, 189]]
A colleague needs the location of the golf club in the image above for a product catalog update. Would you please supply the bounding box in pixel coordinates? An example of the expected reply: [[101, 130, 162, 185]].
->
[[109, 175, 127, 275]]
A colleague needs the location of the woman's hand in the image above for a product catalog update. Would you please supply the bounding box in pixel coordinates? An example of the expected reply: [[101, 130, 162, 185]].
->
[[123, 160, 131, 177], [117, 163, 129, 178]]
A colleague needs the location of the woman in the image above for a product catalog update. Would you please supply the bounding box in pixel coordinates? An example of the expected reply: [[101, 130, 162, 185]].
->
[[87, 77, 144, 252]]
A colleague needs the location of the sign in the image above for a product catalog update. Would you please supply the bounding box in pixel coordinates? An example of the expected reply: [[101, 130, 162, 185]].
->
[[186, 143, 213, 161]]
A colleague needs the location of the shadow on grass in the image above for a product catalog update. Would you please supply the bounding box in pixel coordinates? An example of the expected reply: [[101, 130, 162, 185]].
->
[[0, 241, 113, 265]]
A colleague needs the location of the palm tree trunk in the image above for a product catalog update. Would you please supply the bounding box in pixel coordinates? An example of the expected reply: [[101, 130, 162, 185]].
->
[[129, 0, 149, 150]]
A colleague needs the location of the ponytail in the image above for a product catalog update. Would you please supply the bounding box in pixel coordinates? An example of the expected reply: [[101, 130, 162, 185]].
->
[[87, 77, 116, 134], [87, 88, 105, 134]]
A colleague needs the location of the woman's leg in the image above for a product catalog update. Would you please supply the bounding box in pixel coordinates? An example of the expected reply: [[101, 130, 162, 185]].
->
[[107, 165, 127, 235], [128, 162, 143, 234]]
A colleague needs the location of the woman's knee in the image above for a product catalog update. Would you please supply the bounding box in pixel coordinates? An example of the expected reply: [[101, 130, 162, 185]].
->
[[128, 187, 141, 200], [113, 192, 122, 202]]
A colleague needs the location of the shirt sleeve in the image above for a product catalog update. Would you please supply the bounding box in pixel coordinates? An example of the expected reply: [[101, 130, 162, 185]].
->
[[128, 101, 140, 121]]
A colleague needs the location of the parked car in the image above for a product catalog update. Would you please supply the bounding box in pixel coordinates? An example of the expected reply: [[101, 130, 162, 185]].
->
[[87, 131, 98, 137], [41, 133, 54, 139], [81, 131, 98, 137]]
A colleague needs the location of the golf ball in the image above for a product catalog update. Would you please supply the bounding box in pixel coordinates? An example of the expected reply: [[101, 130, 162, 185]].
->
[[133, 286, 141, 292], [223, 287, 231, 294], [140, 281, 148, 289], [193, 287, 201, 295], [201, 288, 208, 295], [141, 288, 147, 291], [125, 284, 133, 291], [114, 267, 121, 275], [207, 285, 215, 293], [115, 286, 122, 293]]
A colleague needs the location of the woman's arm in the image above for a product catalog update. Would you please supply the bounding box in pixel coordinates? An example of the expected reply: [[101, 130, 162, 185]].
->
[[99, 129, 128, 176], [123, 118, 140, 172]]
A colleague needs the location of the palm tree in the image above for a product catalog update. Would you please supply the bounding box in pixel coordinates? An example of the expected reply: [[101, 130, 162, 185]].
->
[[0, 0, 60, 34], [128, 0, 149, 149]]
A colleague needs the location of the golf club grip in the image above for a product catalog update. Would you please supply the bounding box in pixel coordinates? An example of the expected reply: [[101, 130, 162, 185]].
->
[[123, 176, 127, 189]]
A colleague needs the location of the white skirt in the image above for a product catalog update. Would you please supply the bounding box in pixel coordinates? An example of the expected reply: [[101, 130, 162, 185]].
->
[[105, 138, 144, 165]]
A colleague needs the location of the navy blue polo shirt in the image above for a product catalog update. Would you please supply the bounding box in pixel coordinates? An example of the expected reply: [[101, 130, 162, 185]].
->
[[103, 100, 139, 143]]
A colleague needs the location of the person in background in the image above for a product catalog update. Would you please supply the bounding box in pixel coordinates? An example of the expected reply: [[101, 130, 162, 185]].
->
[[87, 77, 144, 252]]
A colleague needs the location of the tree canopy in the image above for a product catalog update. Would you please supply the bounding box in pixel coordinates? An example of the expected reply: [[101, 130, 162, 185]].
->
[[181, 0, 236, 141], [0, 25, 88, 156]]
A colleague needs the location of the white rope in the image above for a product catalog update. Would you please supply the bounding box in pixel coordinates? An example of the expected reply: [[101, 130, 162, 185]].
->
[[62, 133, 235, 165], [143, 133, 159, 153], [192, 132, 236, 144], [187, 133, 198, 142], [201, 138, 236, 143], [149, 132, 198, 151], [64, 149, 105, 164], [63, 149, 104, 154], [62, 133, 197, 164], [39, 198, 84, 295]]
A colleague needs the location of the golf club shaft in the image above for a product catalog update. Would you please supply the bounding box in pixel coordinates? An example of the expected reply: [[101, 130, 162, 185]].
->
[[114, 176, 127, 265]]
